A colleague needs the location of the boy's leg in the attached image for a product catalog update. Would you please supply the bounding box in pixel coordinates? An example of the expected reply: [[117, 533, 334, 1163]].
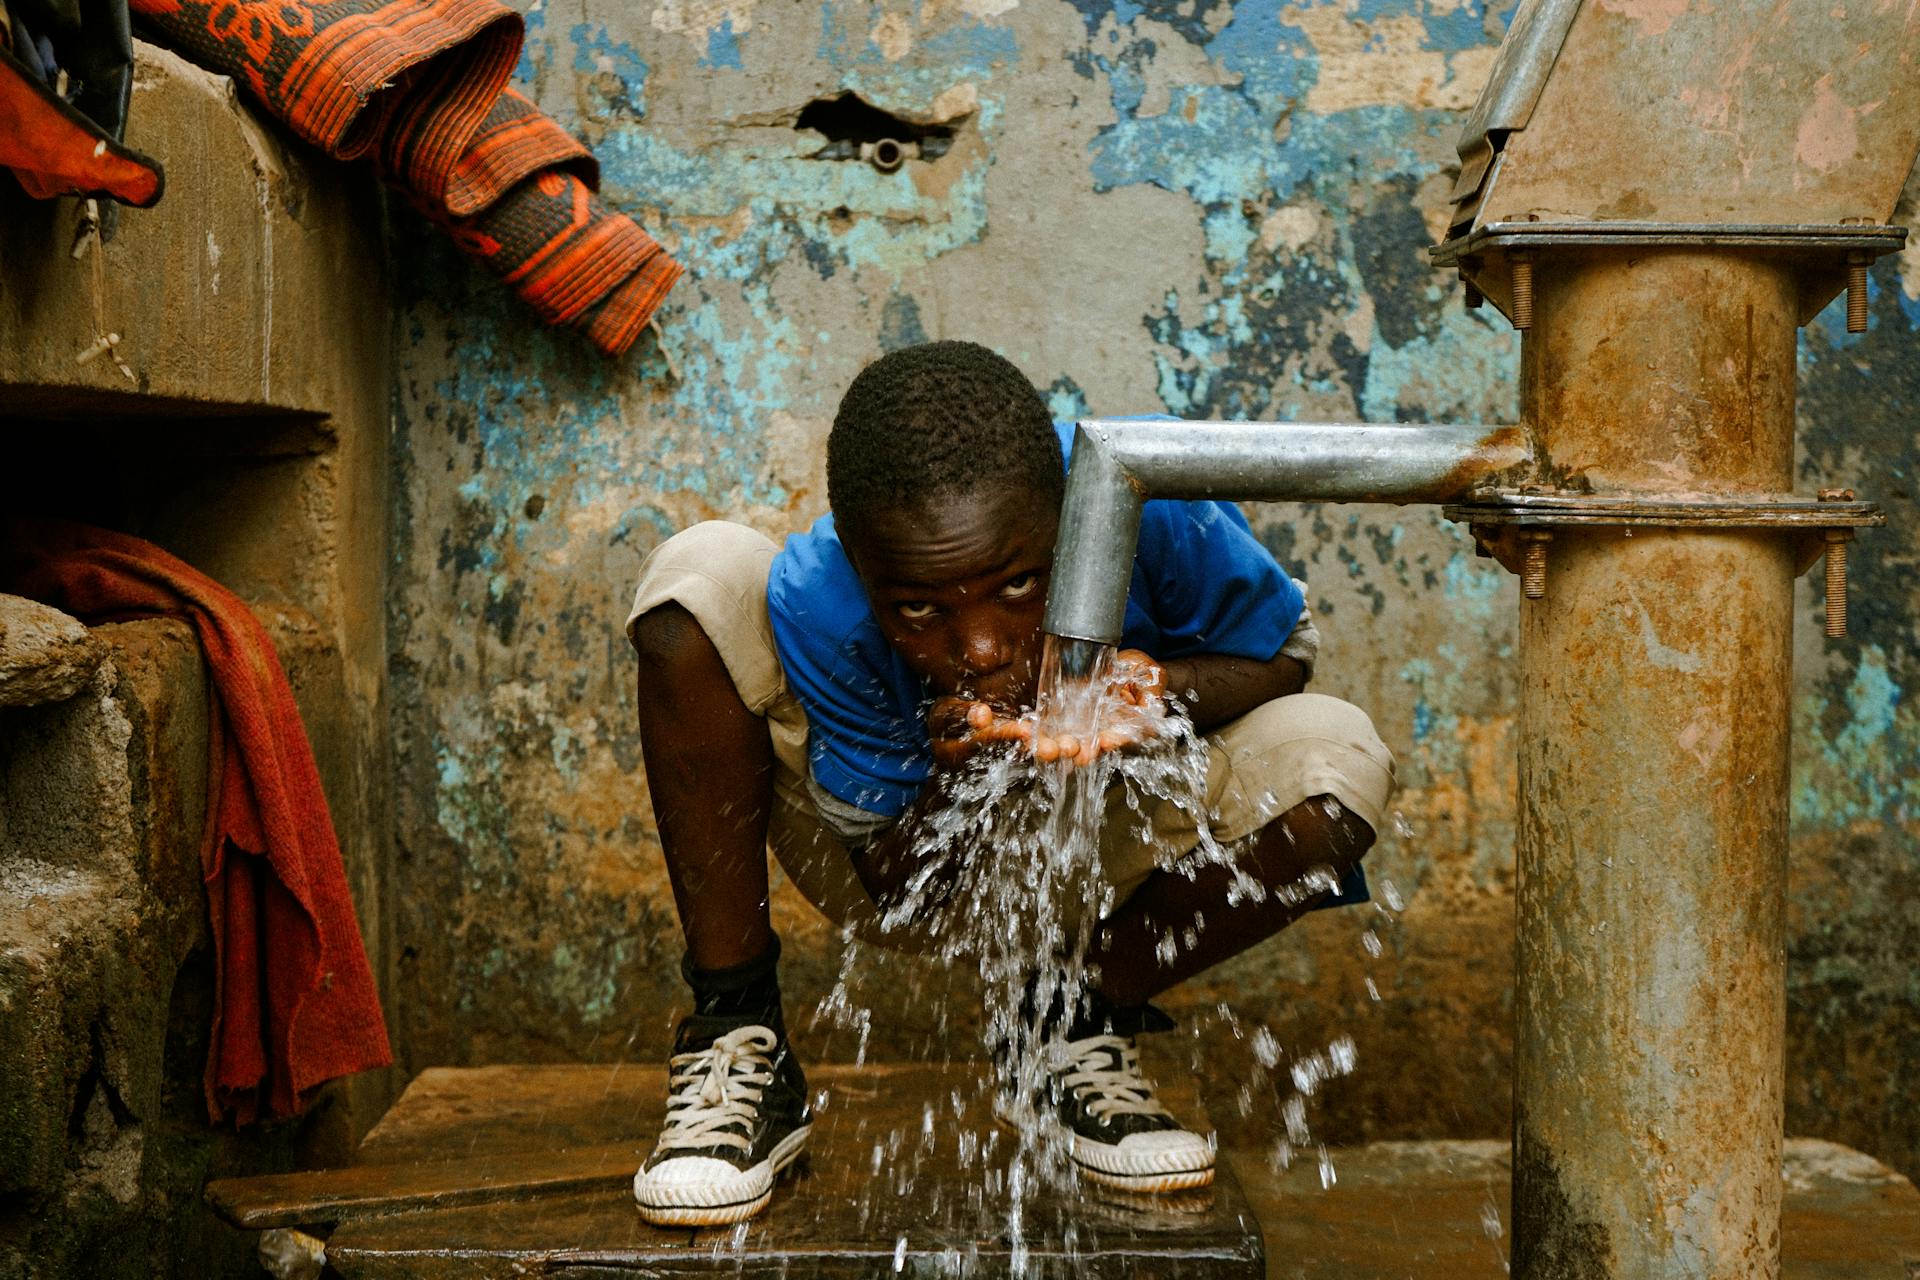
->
[[626, 526, 812, 1227], [632, 601, 776, 974], [1033, 694, 1391, 1195], [1091, 690, 1395, 1004], [1090, 795, 1375, 1007]]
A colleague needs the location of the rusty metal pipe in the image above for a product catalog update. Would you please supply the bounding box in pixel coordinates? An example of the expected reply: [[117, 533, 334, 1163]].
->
[[1512, 249, 1797, 1280], [1042, 419, 1532, 644]]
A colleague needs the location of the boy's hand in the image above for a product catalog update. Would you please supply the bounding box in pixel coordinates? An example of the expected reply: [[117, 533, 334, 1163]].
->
[[929, 695, 1031, 770], [928, 650, 1171, 771], [1032, 649, 1167, 767]]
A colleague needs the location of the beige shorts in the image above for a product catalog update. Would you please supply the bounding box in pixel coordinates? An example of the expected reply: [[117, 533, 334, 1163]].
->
[[627, 521, 1396, 950]]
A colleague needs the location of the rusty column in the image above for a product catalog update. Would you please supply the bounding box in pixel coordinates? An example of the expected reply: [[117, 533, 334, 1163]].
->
[[1511, 249, 1798, 1279]]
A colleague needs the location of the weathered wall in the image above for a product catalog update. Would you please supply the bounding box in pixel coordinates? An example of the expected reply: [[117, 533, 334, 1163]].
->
[[388, 0, 1920, 1182]]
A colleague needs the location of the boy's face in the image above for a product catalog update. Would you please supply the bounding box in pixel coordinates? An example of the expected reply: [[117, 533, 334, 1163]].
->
[[845, 485, 1058, 710]]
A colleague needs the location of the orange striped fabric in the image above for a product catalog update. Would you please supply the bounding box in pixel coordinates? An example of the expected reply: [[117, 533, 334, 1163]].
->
[[131, 0, 682, 355]]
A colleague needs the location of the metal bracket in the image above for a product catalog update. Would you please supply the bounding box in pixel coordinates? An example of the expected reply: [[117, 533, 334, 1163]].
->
[[1429, 221, 1910, 329], [1444, 490, 1884, 630]]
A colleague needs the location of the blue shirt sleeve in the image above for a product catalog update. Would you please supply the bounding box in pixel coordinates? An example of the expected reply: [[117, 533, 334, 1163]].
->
[[767, 515, 930, 818], [1121, 498, 1304, 662]]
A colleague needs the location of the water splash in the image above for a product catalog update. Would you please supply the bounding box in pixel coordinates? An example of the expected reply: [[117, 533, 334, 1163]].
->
[[801, 633, 1372, 1270]]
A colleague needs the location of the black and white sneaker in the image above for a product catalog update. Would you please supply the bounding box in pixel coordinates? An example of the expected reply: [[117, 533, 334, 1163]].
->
[[632, 1017, 813, 1226], [1051, 1032, 1215, 1193]]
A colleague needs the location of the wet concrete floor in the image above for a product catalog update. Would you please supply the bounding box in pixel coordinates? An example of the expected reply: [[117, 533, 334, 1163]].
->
[[1228, 1137, 1920, 1279], [211, 1065, 1920, 1278]]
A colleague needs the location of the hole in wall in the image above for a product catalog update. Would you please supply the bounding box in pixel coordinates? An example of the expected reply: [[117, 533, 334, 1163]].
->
[[796, 91, 958, 166]]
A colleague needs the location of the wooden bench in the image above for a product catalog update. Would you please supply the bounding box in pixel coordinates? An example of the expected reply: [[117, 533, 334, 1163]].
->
[[209, 1062, 1266, 1277]]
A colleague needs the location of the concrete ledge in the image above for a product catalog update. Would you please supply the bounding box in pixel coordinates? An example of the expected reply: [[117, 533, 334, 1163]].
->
[[0, 42, 386, 415]]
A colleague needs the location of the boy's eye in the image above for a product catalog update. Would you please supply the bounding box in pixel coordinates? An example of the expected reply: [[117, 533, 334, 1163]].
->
[[896, 601, 937, 620], [1000, 573, 1040, 600]]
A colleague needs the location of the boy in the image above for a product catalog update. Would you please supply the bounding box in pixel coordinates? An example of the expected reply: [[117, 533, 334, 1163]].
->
[[625, 340, 1394, 1226]]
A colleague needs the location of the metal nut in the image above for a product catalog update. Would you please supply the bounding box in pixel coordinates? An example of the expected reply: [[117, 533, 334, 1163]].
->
[[860, 138, 915, 173]]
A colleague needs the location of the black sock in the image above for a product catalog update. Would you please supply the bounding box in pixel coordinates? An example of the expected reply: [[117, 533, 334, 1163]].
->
[[1015, 973, 1175, 1043], [1066, 985, 1175, 1041], [683, 935, 784, 1026]]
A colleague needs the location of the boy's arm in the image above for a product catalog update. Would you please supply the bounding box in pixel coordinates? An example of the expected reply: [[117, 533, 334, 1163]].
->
[[844, 776, 967, 919], [1159, 648, 1307, 734]]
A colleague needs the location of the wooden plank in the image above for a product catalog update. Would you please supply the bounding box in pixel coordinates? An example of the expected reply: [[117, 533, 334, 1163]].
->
[[301, 1062, 1262, 1279], [205, 1140, 646, 1229], [354, 1062, 672, 1163]]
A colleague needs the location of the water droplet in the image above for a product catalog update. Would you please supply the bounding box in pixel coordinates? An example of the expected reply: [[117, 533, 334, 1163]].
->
[[1380, 877, 1405, 911]]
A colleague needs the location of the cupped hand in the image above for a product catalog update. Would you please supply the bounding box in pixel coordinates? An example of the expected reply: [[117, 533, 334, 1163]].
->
[[927, 651, 1172, 770], [929, 695, 1034, 770], [1031, 649, 1169, 767]]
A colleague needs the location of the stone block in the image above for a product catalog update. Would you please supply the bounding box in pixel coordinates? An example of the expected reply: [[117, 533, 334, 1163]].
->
[[0, 595, 103, 709], [0, 620, 323, 1278]]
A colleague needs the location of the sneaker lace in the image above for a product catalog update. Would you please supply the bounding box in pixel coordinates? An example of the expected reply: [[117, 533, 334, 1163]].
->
[[1059, 1034, 1172, 1121], [658, 1025, 779, 1154]]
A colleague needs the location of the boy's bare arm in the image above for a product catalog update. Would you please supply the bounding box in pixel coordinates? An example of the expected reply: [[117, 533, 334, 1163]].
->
[[842, 693, 1013, 916], [1158, 649, 1306, 734], [847, 649, 1305, 918]]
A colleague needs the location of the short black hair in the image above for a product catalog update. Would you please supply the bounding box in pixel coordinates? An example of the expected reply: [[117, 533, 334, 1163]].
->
[[827, 340, 1063, 537]]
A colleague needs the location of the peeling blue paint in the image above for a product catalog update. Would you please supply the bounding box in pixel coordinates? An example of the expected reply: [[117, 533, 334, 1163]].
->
[[702, 17, 744, 70]]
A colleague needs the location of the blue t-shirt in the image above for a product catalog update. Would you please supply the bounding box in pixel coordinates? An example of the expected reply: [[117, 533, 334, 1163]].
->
[[766, 419, 1368, 909]]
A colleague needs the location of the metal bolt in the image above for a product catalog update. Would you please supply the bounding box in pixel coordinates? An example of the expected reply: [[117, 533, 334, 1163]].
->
[[1510, 253, 1534, 330], [1519, 529, 1550, 599], [1817, 488, 1854, 638], [1846, 253, 1869, 333]]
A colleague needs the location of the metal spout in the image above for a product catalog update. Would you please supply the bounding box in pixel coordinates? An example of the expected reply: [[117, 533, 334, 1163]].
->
[[1042, 418, 1533, 645]]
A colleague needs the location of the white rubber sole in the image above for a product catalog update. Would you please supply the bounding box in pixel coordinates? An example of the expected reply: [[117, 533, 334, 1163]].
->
[[995, 1111, 1218, 1196], [634, 1124, 812, 1227], [1073, 1159, 1216, 1194]]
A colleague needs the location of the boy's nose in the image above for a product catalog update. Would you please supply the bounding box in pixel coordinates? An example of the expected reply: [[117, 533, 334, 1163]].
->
[[955, 625, 1012, 677]]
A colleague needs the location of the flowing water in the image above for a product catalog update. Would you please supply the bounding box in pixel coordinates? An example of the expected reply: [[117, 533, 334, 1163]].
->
[[790, 633, 1390, 1270]]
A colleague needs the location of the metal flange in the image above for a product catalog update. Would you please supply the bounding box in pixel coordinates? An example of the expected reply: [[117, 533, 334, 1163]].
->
[[1429, 221, 1910, 329], [1445, 490, 1885, 633]]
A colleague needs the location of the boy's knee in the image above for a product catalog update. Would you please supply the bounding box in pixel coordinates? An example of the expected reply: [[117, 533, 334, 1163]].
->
[[631, 601, 709, 669], [1210, 694, 1395, 837], [1300, 793, 1376, 871], [627, 521, 783, 709]]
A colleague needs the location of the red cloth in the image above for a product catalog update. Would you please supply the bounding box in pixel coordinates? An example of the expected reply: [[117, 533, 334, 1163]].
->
[[128, 0, 682, 356], [0, 45, 163, 206], [2, 520, 392, 1124]]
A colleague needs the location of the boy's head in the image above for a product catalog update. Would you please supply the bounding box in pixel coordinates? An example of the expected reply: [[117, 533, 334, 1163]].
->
[[827, 340, 1064, 708]]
